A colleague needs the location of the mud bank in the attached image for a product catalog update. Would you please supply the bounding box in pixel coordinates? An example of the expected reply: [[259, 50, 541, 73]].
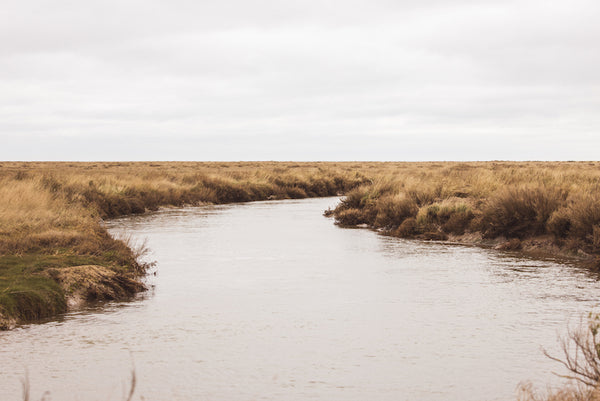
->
[[0, 264, 145, 330]]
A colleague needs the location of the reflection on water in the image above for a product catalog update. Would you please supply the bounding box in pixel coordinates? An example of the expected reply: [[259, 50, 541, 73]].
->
[[1, 197, 600, 401]]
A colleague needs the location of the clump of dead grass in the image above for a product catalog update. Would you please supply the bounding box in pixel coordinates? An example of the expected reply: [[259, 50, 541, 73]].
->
[[517, 382, 600, 401], [481, 186, 566, 239]]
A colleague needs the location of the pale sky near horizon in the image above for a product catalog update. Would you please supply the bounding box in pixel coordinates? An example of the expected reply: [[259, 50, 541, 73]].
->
[[1, 0, 599, 161]]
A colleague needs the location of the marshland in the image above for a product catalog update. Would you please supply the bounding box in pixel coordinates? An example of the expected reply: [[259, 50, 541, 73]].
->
[[0, 161, 367, 329], [2, 161, 600, 400]]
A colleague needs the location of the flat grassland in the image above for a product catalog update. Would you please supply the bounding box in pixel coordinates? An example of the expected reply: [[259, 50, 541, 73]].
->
[[1, 161, 600, 329]]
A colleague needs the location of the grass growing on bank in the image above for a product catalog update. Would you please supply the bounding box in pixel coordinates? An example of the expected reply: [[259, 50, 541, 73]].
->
[[2, 161, 600, 329], [327, 161, 600, 265], [0, 162, 368, 328]]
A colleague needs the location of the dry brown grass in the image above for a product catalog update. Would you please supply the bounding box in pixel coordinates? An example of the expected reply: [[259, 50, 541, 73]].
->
[[0, 162, 367, 327], [328, 161, 600, 261], [2, 161, 600, 327], [0, 162, 369, 252], [517, 383, 600, 401], [2, 161, 600, 397]]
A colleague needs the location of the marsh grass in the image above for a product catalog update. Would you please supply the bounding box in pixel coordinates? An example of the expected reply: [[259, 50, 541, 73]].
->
[[328, 162, 600, 262], [2, 161, 600, 326], [517, 382, 600, 401], [0, 162, 366, 327]]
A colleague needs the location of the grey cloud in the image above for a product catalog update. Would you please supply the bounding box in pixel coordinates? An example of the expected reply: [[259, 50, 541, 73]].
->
[[1, 0, 599, 160]]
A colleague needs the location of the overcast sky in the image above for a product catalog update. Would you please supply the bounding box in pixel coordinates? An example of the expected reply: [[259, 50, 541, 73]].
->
[[1, 0, 599, 161]]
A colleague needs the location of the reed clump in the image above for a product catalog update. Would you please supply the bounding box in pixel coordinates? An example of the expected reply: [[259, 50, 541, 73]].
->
[[0, 162, 367, 328]]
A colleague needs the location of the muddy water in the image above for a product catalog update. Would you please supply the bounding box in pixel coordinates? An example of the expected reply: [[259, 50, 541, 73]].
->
[[1, 197, 600, 401]]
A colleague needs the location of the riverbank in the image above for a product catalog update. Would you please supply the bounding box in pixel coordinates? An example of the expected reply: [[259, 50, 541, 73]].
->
[[5, 194, 599, 401], [326, 161, 600, 269], [0, 162, 367, 329], [2, 161, 600, 329]]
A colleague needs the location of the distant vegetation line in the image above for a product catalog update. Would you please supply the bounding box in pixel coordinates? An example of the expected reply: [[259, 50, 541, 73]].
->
[[0, 161, 368, 329]]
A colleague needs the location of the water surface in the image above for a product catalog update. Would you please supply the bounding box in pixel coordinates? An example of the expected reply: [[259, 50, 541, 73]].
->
[[1, 197, 599, 400]]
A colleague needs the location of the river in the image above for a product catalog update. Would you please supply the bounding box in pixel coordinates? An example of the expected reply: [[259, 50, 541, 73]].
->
[[1, 197, 599, 400]]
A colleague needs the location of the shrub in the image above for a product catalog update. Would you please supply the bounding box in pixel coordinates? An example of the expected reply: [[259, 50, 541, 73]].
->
[[544, 312, 600, 388], [548, 208, 573, 238], [413, 200, 475, 235], [373, 195, 418, 228], [407, 188, 437, 206], [481, 187, 565, 239], [339, 186, 371, 210], [519, 311, 600, 401], [441, 208, 475, 235], [546, 194, 600, 252], [335, 208, 368, 226], [284, 186, 308, 199], [593, 226, 600, 249], [565, 194, 600, 245], [395, 217, 417, 237]]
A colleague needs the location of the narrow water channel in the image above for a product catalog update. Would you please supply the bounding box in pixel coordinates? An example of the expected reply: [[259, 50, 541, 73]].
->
[[1, 197, 599, 401]]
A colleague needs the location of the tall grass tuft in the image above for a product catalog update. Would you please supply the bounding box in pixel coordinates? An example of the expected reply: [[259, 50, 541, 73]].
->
[[481, 187, 565, 239], [373, 195, 418, 229]]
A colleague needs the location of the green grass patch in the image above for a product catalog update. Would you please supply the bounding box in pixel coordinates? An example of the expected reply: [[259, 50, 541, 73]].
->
[[0, 254, 112, 324]]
